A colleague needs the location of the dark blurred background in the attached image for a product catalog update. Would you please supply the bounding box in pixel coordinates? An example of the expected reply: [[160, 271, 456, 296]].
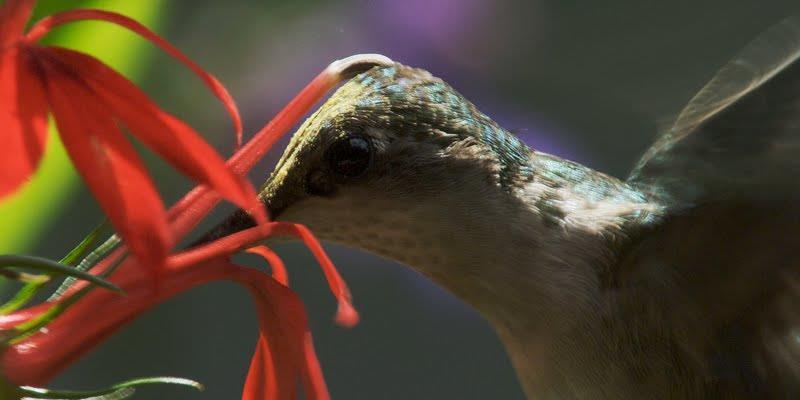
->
[[11, 0, 800, 398]]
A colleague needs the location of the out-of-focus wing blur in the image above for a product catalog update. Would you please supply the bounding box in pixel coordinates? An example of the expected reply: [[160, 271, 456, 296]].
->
[[616, 17, 800, 397], [629, 16, 800, 204]]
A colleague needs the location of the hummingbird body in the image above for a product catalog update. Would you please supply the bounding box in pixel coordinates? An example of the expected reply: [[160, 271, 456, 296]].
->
[[204, 18, 800, 399]]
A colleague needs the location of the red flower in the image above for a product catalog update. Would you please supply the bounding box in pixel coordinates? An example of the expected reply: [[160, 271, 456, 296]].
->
[[0, 0, 265, 268], [1, 223, 356, 400], [0, 2, 392, 392]]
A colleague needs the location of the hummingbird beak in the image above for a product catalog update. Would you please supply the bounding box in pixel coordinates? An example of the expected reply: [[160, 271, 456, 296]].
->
[[189, 160, 308, 248]]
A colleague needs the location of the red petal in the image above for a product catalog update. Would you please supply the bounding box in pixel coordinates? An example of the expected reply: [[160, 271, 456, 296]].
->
[[24, 8, 243, 145], [0, 46, 48, 198], [247, 245, 289, 286], [242, 337, 273, 400], [43, 47, 266, 226], [233, 265, 329, 400], [2, 255, 236, 385], [274, 223, 359, 327], [0, 302, 49, 330], [169, 223, 358, 327], [300, 332, 329, 398], [42, 54, 171, 267], [166, 225, 273, 269], [0, 0, 34, 47]]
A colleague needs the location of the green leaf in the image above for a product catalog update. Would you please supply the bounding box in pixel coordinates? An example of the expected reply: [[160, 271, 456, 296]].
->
[[6, 298, 68, 344], [18, 377, 203, 399], [5, 253, 129, 342], [4, 258, 127, 343], [2, 221, 115, 313], [0, 255, 121, 293], [50, 231, 121, 302], [59, 220, 111, 266], [0, 270, 49, 285], [0, 279, 47, 315]]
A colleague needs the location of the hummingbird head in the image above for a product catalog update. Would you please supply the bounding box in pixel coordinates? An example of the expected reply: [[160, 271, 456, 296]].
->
[[251, 63, 538, 281], [202, 61, 650, 322]]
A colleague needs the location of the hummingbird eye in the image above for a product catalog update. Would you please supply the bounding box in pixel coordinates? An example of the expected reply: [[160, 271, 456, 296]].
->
[[326, 134, 373, 178]]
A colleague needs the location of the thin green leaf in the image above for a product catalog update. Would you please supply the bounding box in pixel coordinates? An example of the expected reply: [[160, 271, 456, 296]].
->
[[0, 270, 49, 284], [111, 377, 203, 391], [49, 235, 121, 302], [9, 301, 68, 343], [9, 254, 128, 343], [0, 255, 121, 293], [77, 236, 122, 273], [0, 254, 122, 336], [0, 280, 47, 315], [18, 376, 203, 399], [21, 387, 134, 400], [59, 220, 111, 266], [0, 220, 110, 315], [90, 388, 135, 400], [85, 387, 135, 400]]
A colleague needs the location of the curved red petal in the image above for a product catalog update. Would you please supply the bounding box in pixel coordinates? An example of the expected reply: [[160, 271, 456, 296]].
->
[[300, 332, 329, 399], [0, 0, 34, 47], [25, 8, 243, 145], [274, 223, 359, 327], [242, 337, 273, 400], [43, 47, 265, 226], [247, 245, 289, 286], [166, 225, 274, 270], [0, 303, 49, 330], [233, 265, 329, 400], [169, 223, 359, 327], [0, 46, 48, 199], [2, 256, 237, 385], [42, 55, 171, 267]]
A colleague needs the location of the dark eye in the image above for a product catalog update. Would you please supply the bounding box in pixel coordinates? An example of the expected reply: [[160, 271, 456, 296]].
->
[[327, 135, 372, 177]]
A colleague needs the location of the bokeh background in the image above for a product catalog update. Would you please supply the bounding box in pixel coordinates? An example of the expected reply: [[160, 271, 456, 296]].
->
[[3, 0, 800, 398]]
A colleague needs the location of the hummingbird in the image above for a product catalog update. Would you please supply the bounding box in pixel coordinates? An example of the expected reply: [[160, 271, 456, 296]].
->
[[200, 18, 800, 399]]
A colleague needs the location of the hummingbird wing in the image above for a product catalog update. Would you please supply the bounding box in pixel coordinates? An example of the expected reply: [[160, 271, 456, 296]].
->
[[628, 16, 800, 204], [615, 17, 800, 396], [614, 201, 800, 396]]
